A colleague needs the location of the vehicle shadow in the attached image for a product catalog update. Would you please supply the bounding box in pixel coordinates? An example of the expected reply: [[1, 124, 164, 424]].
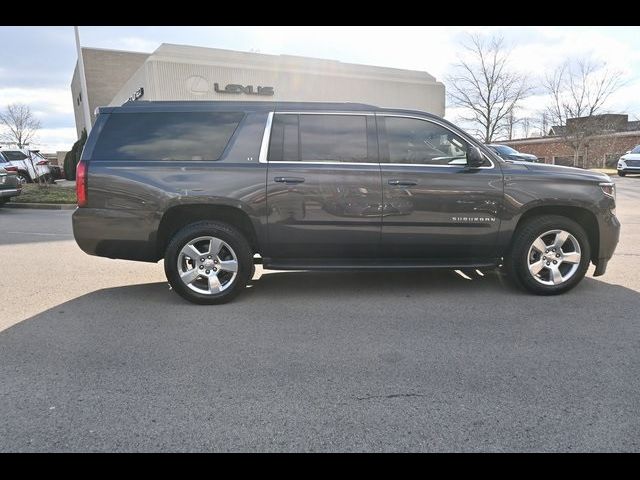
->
[[1, 269, 639, 451]]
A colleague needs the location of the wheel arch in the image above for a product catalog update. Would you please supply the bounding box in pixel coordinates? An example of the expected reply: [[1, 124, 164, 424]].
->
[[156, 204, 260, 259], [512, 205, 599, 263]]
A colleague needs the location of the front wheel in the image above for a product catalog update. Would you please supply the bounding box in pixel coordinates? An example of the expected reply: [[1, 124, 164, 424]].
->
[[17, 172, 31, 184], [506, 215, 591, 295], [618, 171, 626, 177], [164, 221, 253, 304]]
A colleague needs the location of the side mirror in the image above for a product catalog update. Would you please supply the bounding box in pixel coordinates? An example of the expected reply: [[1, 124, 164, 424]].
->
[[466, 146, 485, 168]]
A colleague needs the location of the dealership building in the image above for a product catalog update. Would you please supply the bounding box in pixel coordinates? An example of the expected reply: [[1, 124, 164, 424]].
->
[[71, 43, 445, 137]]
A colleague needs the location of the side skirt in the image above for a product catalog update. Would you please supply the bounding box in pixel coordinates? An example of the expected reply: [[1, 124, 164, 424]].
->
[[262, 258, 500, 271]]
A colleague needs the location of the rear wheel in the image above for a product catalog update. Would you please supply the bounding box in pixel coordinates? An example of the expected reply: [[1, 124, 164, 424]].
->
[[164, 221, 253, 304], [507, 215, 591, 295]]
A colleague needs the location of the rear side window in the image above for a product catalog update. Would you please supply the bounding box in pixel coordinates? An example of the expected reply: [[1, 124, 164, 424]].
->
[[1, 151, 28, 161], [93, 112, 244, 161], [268, 114, 370, 163]]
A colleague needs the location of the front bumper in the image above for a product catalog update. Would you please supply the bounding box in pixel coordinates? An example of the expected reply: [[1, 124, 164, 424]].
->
[[593, 210, 620, 277], [618, 165, 640, 173]]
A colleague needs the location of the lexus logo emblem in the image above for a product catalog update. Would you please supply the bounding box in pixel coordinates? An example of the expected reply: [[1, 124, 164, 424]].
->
[[185, 76, 275, 96], [214, 83, 274, 96]]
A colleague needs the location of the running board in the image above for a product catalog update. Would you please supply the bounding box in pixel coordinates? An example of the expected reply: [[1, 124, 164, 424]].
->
[[262, 258, 499, 271]]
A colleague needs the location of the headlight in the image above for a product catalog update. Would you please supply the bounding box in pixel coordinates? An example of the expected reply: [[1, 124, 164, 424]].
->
[[600, 182, 615, 199]]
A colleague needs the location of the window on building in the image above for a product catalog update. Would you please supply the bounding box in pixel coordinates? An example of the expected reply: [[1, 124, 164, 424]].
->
[[268, 114, 369, 163], [93, 112, 244, 161]]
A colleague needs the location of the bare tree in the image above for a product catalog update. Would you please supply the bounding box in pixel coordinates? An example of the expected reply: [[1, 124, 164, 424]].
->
[[446, 34, 530, 143], [0, 103, 41, 148], [544, 58, 624, 167], [506, 110, 520, 140], [521, 116, 531, 138]]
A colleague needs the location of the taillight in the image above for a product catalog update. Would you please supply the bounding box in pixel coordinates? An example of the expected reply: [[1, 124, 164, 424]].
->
[[4, 165, 18, 173], [36, 160, 48, 165], [76, 160, 88, 207]]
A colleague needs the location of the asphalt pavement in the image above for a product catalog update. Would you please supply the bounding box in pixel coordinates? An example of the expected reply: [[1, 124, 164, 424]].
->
[[0, 177, 639, 452]]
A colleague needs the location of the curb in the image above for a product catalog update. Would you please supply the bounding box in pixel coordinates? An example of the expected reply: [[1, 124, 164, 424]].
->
[[5, 203, 76, 210]]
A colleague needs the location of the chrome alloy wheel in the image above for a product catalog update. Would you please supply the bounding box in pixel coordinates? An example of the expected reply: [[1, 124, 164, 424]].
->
[[177, 236, 239, 294], [527, 229, 582, 286]]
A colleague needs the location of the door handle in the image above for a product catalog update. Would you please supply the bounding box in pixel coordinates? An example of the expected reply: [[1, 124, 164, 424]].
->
[[388, 179, 417, 186], [274, 177, 305, 184]]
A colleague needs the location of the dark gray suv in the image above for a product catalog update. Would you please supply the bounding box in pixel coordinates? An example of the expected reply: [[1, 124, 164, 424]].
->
[[72, 101, 620, 304]]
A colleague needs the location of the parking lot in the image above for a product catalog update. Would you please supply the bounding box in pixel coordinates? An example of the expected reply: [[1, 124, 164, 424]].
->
[[0, 177, 639, 452]]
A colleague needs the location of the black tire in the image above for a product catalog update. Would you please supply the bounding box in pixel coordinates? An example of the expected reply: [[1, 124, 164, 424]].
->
[[0, 198, 8, 206], [164, 221, 253, 304], [506, 215, 591, 295], [618, 171, 626, 177]]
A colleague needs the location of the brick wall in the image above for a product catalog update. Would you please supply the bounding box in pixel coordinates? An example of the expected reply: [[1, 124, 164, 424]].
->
[[502, 131, 640, 168]]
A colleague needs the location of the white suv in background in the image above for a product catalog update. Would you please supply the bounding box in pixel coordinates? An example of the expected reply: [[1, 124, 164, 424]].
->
[[0, 148, 52, 184], [617, 145, 640, 177]]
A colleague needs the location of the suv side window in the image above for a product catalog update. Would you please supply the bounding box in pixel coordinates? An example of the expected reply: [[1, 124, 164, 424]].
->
[[1, 151, 28, 161], [92, 112, 244, 161], [268, 114, 371, 163], [380, 116, 488, 167]]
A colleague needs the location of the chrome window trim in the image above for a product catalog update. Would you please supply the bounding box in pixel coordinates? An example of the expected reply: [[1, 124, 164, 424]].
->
[[258, 111, 274, 164], [259, 111, 496, 169], [377, 113, 495, 170], [264, 161, 380, 167], [274, 111, 375, 116]]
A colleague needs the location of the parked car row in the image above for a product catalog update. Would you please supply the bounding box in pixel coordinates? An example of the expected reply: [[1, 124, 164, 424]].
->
[[0, 165, 21, 206], [488, 143, 640, 178], [0, 148, 57, 184]]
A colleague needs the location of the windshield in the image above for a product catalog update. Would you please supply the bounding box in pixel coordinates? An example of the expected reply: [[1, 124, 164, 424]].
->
[[632, 145, 640, 154], [1, 151, 28, 161], [492, 145, 519, 155]]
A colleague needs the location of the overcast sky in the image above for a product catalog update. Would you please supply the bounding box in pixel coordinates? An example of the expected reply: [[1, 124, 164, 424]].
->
[[1, 26, 639, 152]]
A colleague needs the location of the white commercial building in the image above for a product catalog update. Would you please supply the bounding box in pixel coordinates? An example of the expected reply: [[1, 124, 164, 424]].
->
[[72, 43, 445, 138]]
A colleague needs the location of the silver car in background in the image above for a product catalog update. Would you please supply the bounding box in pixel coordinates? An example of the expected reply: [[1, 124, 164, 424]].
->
[[0, 148, 52, 184]]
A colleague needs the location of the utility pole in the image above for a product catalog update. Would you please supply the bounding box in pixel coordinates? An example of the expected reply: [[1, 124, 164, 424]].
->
[[74, 26, 92, 135]]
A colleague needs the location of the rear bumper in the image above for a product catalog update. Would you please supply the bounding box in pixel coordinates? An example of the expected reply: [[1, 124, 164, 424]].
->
[[72, 207, 160, 262]]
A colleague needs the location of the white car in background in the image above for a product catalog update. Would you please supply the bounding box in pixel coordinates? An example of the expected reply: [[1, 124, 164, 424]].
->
[[617, 145, 640, 177], [0, 148, 52, 184]]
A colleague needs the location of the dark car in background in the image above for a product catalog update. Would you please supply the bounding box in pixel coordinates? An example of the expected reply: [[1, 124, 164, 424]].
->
[[487, 144, 539, 163], [0, 165, 21, 205]]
